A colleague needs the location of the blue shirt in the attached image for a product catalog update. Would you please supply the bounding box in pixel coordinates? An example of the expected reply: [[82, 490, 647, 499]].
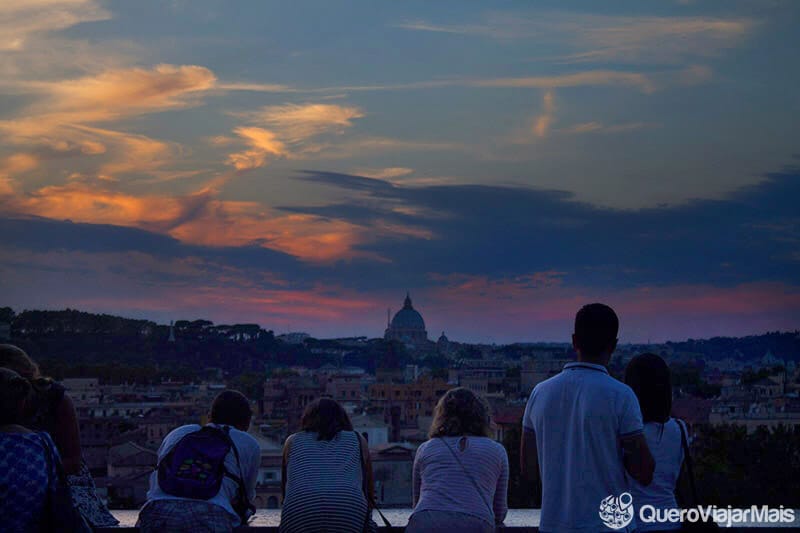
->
[[0, 431, 59, 533], [523, 362, 644, 533]]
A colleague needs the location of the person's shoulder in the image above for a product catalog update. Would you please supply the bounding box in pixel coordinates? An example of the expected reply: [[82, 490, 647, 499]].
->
[[601, 374, 636, 396], [533, 371, 566, 394], [166, 424, 201, 440], [229, 427, 260, 451], [416, 438, 435, 456], [479, 437, 508, 457]]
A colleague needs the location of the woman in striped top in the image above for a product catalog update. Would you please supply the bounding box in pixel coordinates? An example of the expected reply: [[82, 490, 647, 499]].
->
[[279, 398, 373, 533], [408, 387, 509, 532]]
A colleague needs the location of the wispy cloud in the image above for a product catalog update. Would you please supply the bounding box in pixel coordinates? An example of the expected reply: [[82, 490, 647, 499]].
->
[[227, 127, 288, 170], [0, 64, 217, 180], [532, 90, 556, 138], [559, 122, 657, 135], [0, 0, 110, 52], [226, 103, 364, 170], [396, 12, 754, 65]]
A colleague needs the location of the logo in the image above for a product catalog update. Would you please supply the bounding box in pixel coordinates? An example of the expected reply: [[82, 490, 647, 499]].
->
[[599, 492, 634, 530]]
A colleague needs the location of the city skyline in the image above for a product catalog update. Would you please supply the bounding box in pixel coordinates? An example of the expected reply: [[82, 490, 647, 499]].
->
[[1, 1, 799, 343]]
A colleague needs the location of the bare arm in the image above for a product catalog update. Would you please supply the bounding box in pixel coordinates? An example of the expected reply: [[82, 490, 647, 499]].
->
[[358, 434, 375, 503], [412, 446, 422, 507], [53, 393, 82, 475], [621, 433, 655, 486], [520, 426, 540, 485], [493, 449, 509, 525], [281, 434, 293, 499]]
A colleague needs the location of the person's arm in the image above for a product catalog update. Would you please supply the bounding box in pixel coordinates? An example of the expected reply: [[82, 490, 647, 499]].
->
[[52, 393, 82, 475], [520, 426, 539, 483], [493, 448, 509, 525], [358, 434, 375, 503], [412, 445, 423, 507], [619, 389, 655, 486], [621, 433, 655, 486], [281, 434, 293, 499], [244, 440, 260, 502]]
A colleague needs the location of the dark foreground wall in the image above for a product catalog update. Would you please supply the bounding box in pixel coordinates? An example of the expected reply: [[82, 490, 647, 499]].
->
[[95, 526, 784, 533]]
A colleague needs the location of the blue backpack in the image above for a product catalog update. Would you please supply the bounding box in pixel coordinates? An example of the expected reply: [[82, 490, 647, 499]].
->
[[157, 425, 254, 521]]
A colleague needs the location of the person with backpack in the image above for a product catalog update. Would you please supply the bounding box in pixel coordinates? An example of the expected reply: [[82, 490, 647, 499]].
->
[[138, 389, 260, 533]]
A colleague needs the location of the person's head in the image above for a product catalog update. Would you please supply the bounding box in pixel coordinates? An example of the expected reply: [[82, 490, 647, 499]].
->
[[300, 398, 353, 441], [429, 387, 492, 439], [0, 344, 40, 381], [0, 367, 32, 425], [572, 303, 619, 365], [625, 353, 672, 424], [209, 390, 252, 431]]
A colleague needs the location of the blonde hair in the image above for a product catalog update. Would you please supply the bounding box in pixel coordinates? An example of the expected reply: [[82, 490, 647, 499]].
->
[[429, 387, 493, 439], [0, 344, 40, 381]]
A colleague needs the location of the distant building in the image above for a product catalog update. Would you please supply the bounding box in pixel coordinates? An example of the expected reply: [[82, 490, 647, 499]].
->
[[107, 441, 157, 508], [384, 293, 428, 347], [61, 378, 100, 405], [277, 332, 311, 344], [371, 443, 416, 507]]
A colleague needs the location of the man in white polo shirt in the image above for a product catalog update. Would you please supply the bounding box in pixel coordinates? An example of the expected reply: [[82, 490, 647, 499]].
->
[[521, 303, 654, 532]]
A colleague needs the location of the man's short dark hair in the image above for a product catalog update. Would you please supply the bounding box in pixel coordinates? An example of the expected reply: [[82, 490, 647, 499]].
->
[[209, 390, 252, 428], [574, 303, 619, 358]]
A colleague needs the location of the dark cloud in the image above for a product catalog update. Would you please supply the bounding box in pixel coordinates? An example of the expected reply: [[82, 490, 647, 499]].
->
[[286, 167, 800, 289], [2, 166, 799, 298]]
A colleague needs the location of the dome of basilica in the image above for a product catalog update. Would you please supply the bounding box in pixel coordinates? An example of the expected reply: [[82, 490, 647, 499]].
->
[[384, 293, 428, 347], [391, 294, 426, 330]]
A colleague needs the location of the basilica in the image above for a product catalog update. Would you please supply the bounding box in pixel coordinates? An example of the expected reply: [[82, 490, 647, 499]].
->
[[384, 293, 428, 347]]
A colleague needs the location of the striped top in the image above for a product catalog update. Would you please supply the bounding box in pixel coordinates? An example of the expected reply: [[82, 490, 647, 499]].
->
[[279, 430, 367, 533], [412, 436, 509, 526]]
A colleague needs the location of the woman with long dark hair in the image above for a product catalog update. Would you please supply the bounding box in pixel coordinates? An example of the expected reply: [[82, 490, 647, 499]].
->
[[406, 387, 508, 532], [625, 353, 687, 532], [0, 344, 118, 528], [279, 398, 375, 533], [0, 367, 90, 532]]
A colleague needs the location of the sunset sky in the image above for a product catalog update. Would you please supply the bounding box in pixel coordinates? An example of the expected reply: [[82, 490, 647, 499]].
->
[[1, 0, 799, 343]]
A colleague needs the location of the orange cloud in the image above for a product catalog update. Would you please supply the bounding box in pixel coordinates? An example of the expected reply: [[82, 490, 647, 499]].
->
[[24, 64, 216, 122], [244, 103, 364, 142], [532, 90, 556, 138], [226, 103, 363, 170], [1, 181, 422, 262], [0, 64, 216, 180], [227, 127, 288, 170], [0, 0, 109, 52]]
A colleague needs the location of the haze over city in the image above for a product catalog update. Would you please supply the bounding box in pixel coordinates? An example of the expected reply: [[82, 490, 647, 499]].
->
[[1, 0, 799, 342]]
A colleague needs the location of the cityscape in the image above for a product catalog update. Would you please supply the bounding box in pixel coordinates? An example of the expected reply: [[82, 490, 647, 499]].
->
[[2, 296, 798, 513], [1, 0, 799, 530]]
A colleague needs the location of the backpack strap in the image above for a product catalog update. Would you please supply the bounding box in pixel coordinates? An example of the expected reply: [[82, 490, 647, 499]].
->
[[215, 425, 256, 523]]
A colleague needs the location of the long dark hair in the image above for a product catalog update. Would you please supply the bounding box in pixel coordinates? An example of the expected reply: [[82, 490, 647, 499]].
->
[[429, 387, 492, 439], [301, 398, 353, 441], [625, 352, 672, 424], [0, 367, 32, 425]]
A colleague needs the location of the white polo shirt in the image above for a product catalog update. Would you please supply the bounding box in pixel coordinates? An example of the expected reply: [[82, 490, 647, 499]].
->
[[523, 362, 644, 533]]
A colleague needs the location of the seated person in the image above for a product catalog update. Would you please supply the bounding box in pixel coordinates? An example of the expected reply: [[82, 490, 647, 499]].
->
[[0, 367, 60, 532], [138, 390, 260, 533]]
